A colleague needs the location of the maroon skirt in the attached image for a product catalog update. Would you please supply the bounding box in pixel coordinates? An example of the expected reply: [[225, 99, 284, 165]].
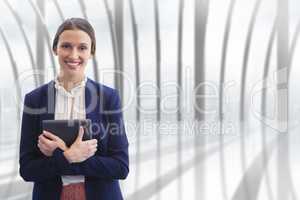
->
[[60, 182, 86, 200]]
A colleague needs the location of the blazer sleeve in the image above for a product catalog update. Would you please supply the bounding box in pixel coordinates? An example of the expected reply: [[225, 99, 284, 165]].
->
[[79, 89, 129, 180], [19, 94, 79, 182]]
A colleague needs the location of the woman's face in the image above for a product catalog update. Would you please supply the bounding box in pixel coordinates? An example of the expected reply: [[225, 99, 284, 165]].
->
[[54, 29, 92, 80]]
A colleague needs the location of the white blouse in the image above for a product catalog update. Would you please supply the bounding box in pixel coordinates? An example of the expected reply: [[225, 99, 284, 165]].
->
[[54, 76, 87, 186]]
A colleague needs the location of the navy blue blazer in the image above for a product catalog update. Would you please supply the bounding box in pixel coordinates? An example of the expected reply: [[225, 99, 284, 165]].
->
[[19, 78, 129, 200]]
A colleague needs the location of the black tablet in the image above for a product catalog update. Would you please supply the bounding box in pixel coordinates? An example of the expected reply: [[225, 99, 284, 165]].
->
[[42, 119, 92, 147]]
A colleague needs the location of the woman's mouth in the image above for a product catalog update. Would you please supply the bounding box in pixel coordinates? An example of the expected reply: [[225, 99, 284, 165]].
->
[[65, 60, 82, 69]]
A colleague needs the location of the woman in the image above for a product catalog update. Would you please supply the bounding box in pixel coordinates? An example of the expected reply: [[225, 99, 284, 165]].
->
[[19, 18, 129, 200]]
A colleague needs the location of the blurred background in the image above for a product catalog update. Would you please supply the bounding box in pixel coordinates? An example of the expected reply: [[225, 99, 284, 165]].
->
[[0, 0, 300, 199]]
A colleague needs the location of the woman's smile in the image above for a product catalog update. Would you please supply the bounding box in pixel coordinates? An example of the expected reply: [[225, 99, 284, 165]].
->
[[64, 59, 82, 70]]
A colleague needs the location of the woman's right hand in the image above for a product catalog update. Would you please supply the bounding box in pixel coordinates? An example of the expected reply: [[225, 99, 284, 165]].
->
[[63, 127, 98, 163]]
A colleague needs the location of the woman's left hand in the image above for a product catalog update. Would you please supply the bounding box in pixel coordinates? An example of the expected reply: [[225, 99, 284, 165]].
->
[[38, 130, 68, 157]]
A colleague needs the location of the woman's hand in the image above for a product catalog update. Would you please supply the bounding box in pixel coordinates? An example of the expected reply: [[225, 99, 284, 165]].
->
[[38, 131, 67, 157], [63, 127, 98, 163]]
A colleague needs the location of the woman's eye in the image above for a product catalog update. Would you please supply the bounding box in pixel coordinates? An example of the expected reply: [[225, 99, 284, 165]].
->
[[79, 46, 88, 51], [61, 44, 71, 49]]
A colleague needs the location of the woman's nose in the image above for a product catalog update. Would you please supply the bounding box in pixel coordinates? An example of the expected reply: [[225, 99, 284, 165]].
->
[[69, 49, 79, 59]]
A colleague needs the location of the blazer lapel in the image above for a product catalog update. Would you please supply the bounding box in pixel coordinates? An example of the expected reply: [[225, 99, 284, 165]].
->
[[85, 78, 99, 121], [41, 80, 55, 121]]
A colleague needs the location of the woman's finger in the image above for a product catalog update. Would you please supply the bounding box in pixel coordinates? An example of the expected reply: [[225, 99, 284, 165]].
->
[[43, 131, 58, 141], [38, 142, 48, 151], [90, 139, 97, 145], [38, 137, 47, 146], [39, 135, 51, 145], [85, 139, 97, 146], [39, 135, 57, 151], [75, 127, 84, 142], [89, 144, 97, 150], [88, 145, 96, 151]]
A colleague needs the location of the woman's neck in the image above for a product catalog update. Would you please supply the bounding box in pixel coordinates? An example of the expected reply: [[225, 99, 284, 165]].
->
[[57, 74, 85, 92]]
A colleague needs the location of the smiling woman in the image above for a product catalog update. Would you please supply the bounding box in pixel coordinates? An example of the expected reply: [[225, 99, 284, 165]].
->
[[19, 18, 129, 200]]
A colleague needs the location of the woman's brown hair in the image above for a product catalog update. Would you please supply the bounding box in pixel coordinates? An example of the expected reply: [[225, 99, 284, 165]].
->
[[52, 18, 96, 55]]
